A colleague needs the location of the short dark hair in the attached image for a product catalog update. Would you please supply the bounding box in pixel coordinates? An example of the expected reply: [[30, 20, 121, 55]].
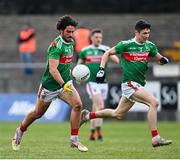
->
[[135, 20, 151, 32], [56, 15, 78, 31], [91, 29, 103, 36]]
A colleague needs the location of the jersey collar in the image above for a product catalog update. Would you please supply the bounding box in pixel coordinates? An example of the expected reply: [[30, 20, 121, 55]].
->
[[91, 44, 103, 49], [132, 37, 145, 45], [59, 35, 71, 45]]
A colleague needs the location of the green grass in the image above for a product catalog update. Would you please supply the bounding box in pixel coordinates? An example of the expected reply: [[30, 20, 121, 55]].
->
[[0, 121, 179, 159]]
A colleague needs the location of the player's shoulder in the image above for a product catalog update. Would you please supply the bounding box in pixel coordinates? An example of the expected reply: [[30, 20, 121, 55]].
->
[[98, 44, 110, 51], [51, 36, 63, 49], [116, 39, 133, 47], [81, 45, 93, 52], [146, 40, 156, 46], [125, 38, 136, 44], [53, 35, 74, 49]]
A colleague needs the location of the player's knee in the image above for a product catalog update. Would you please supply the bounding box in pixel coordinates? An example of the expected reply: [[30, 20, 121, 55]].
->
[[155, 99, 159, 108], [72, 101, 82, 112], [150, 98, 159, 108]]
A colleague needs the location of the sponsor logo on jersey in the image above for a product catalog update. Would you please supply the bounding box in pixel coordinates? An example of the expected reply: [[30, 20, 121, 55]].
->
[[85, 55, 102, 63], [124, 52, 150, 62], [59, 54, 73, 64], [65, 48, 72, 53]]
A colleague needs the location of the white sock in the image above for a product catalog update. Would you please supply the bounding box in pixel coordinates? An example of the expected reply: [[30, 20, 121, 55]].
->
[[86, 113, 90, 119], [71, 135, 78, 140], [152, 135, 160, 141]]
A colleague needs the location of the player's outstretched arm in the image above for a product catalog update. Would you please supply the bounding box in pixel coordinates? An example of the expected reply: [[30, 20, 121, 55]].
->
[[109, 55, 120, 64], [154, 53, 169, 65], [96, 47, 117, 83], [100, 47, 117, 68], [77, 59, 84, 65]]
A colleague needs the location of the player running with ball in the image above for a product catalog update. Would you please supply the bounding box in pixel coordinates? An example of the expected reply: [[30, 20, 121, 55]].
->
[[81, 20, 172, 147], [12, 15, 88, 152]]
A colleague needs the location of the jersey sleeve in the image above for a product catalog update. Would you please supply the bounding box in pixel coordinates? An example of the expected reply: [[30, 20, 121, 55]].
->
[[114, 41, 125, 55], [79, 50, 86, 60], [47, 42, 62, 59], [149, 43, 158, 57]]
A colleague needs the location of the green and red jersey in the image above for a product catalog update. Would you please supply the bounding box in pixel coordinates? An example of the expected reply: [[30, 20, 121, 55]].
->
[[114, 38, 158, 86], [79, 44, 110, 82], [41, 35, 74, 91]]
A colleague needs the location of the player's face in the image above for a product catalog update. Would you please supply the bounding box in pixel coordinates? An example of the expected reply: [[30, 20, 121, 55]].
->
[[135, 28, 150, 43], [91, 33, 103, 46], [62, 25, 76, 42]]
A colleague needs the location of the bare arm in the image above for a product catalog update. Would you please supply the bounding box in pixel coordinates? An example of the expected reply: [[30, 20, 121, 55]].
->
[[77, 59, 84, 65], [49, 58, 64, 85], [96, 47, 117, 83], [109, 55, 120, 64], [154, 53, 162, 63], [154, 53, 169, 65], [100, 47, 117, 68]]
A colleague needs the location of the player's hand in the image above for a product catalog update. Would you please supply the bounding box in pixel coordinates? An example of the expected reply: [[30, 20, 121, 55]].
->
[[96, 67, 105, 83], [62, 82, 73, 95], [160, 57, 169, 65]]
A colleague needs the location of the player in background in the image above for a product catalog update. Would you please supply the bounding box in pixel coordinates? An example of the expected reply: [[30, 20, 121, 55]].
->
[[77, 29, 119, 141], [12, 15, 88, 152], [81, 20, 172, 147]]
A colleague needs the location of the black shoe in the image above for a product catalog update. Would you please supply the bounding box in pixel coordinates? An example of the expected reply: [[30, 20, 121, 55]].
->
[[97, 136, 103, 141], [89, 137, 95, 141]]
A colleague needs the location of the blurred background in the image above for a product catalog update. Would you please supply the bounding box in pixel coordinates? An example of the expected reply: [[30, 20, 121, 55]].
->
[[0, 0, 180, 122]]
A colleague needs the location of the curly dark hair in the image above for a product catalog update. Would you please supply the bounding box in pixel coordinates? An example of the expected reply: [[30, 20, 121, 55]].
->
[[56, 15, 78, 31]]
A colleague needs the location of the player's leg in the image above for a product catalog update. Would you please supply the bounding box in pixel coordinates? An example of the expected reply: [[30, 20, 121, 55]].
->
[[80, 96, 134, 125], [91, 93, 104, 140], [58, 83, 88, 152], [131, 88, 158, 130], [94, 83, 108, 141], [131, 88, 172, 147], [97, 96, 134, 118], [12, 98, 51, 151], [86, 82, 104, 140], [81, 82, 135, 125], [86, 82, 96, 140], [89, 102, 96, 140], [22, 98, 51, 128]]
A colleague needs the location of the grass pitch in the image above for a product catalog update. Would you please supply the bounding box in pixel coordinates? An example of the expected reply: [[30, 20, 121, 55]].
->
[[0, 121, 179, 159]]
